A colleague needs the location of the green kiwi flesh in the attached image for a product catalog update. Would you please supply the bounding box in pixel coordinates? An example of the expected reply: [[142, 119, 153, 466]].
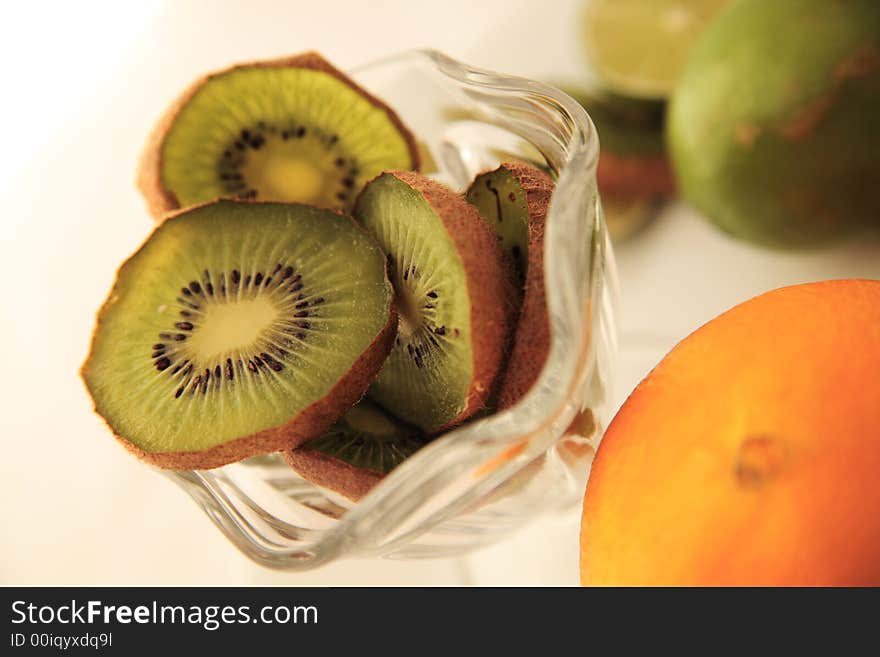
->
[[354, 171, 512, 434], [81, 200, 397, 469], [284, 399, 427, 500], [139, 52, 419, 217], [467, 162, 555, 409], [466, 165, 531, 289]]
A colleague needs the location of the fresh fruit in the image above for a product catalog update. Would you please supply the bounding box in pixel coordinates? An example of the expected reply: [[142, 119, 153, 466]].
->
[[601, 195, 663, 243], [563, 87, 672, 197], [667, 0, 880, 247], [581, 279, 880, 586], [561, 87, 674, 241], [581, 0, 731, 99], [284, 399, 427, 500], [138, 51, 419, 218], [587, 98, 674, 200], [81, 200, 397, 469], [467, 162, 555, 408], [466, 162, 534, 289], [354, 171, 513, 433]]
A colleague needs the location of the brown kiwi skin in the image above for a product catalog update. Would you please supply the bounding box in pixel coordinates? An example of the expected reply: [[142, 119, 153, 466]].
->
[[137, 51, 421, 220], [486, 161, 555, 410], [597, 152, 676, 199], [376, 170, 517, 432], [80, 199, 399, 470], [283, 448, 385, 502]]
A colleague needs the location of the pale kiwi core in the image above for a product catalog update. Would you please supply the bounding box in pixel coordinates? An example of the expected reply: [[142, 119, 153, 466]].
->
[[301, 399, 426, 474], [239, 149, 330, 204]]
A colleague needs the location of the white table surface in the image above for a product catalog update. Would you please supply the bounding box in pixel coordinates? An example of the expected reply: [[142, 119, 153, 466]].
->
[[2, 0, 878, 586]]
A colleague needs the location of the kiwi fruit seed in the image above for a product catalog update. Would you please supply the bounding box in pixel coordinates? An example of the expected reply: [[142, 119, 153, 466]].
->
[[284, 399, 427, 501], [354, 171, 514, 434], [467, 161, 555, 409], [138, 51, 420, 218], [81, 200, 397, 470]]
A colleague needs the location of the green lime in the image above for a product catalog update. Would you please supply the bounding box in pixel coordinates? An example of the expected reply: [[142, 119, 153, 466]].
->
[[581, 0, 731, 99]]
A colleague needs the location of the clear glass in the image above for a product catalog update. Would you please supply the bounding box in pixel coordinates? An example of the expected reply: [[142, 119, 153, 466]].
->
[[165, 50, 618, 570]]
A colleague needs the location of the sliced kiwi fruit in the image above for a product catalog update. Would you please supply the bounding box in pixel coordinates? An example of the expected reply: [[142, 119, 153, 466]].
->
[[562, 86, 675, 200], [561, 85, 667, 151], [467, 162, 555, 409], [554, 85, 674, 242], [353, 171, 514, 434], [466, 162, 534, 290], [284, 399, 427, 500], [81, 200, 397, 469], [138, 51, 420, 218]]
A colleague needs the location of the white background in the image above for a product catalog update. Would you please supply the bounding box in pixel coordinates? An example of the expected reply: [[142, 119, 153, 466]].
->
[[2, 0, 878, 585]]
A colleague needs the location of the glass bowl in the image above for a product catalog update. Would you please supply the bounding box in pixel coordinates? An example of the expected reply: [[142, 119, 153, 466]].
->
[[165, 49, 618, 569]]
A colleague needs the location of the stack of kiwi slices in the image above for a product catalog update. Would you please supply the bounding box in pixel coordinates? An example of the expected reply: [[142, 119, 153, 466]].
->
[[83, 51, 558, 502]]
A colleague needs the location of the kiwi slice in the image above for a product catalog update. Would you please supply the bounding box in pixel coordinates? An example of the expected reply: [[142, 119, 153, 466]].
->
[[561, 86, 675, 199], [81, 200, 397, 469], [353, 171, 513, 433], [138, 51, 419, 218], [467, 162, 555, 409], [284, 399, 427, 500], [466, 161, 535, 290]]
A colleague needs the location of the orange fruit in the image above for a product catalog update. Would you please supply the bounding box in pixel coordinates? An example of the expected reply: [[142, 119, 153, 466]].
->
[[580, 279, 880, 586]]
